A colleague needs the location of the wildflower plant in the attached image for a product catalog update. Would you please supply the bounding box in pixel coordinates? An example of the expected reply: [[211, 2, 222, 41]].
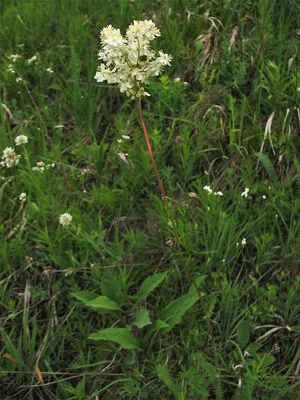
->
[[95, 20, 220, 397]]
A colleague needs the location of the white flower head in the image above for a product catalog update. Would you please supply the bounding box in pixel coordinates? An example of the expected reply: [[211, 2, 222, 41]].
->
[[15, 135, 29, 145], [241, 238, 247, 246], [59, 213, 72, 227], [94, 20, 172, 98], [19, 192, 26, 201], [1, 147, 21, 168], [262, 195, 267, 200]]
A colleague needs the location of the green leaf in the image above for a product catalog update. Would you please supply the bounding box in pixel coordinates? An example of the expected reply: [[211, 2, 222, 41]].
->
[[136, 271, 168, 302], [237, 320, 250, 349], [156, 364, 181, 399], [154, 320, 170, 330], [133, 310, 151, 328], [86, 296, 121, 311], [255, 152, 276, 181], [71, 291, 98, 304], [188, 274, 207, 294], [159, 292, 198, 331], [101, 274, 123, 304], [89, 328, 140, 349]]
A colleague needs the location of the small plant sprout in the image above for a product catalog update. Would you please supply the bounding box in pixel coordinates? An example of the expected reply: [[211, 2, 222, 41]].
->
[[59, 213, 72, 227], [0, 147, 21, 168], [15, 135, 29, 145]]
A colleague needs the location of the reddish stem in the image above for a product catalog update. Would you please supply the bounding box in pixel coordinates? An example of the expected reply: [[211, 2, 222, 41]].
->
[[138, 100, 221, 399]]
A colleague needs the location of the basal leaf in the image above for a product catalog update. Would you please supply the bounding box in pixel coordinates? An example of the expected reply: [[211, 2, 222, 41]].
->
[[159, 292, 198, 331], [86, 296, 121, 311], [133, 309, 151, 328], [89, 328, 140, 349], [71, 291, 98, 304], [136, 271, 168, 302]]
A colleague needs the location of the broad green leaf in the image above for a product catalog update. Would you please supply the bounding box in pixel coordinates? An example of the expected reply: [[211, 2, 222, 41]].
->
[[101, 274, 123, 304], [237, 320, 250, 349], [89, 328, 140, 349], [86, 296, 121, 311], [155, 320, 170, 330], [159, 292, 198, 331], [71, 291, 98, 304], [136, 271, 168, 302], [133, 310, 151, 328], [255, 152, 276, 181]]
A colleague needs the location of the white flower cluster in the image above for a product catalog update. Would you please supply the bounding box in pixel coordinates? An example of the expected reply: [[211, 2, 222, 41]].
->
[[237, 238, 247, 247], [117, 134, 131, 144], [32, 161, 55, 172], [8, 64, 15, 74], [27, 55, 38, 64], [19, 192, 26, 201], [8, 54, 21, 62], [0, 147, 21, 168], [15, 135, 29, 145], [59, 213, 72, 226], [94, 20, 172, 98], [203, 185, 223, 196]]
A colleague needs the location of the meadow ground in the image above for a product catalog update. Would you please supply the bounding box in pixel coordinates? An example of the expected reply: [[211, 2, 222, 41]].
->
[[0, 0, 300, 399]]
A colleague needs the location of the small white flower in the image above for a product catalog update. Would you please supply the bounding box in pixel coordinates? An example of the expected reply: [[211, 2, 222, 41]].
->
[[117, 138, 123, 143], [9, 54, 21, 62], [46, 68, 53, 74], [1, 147, 21, 168], [236, 242, 239, 247], [241, 238, 247, 246], [174, 77, 181, 82], [214, 191, 223, 196], [203, 185, 213, 194], [19, 192, 26, 201], [15, 135, 29, 145], [59, 213, 72, 226], [183, 81, 189, 86], [262, 195, 267, 200], [27, 55, 37, 64], [16, 77, 23, 83], [188, 192, 197, 199], [122, 135, 130, 140], [7, 64, 15, 74], [241, 188, 249, 198], [222, 259, 225, 263]]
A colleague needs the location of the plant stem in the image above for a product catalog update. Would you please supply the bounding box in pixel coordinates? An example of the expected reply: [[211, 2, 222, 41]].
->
[[138, 99, 221, 399]]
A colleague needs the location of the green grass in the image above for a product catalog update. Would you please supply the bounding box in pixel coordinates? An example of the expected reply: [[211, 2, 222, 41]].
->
[[0, 0, 300, 398]]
